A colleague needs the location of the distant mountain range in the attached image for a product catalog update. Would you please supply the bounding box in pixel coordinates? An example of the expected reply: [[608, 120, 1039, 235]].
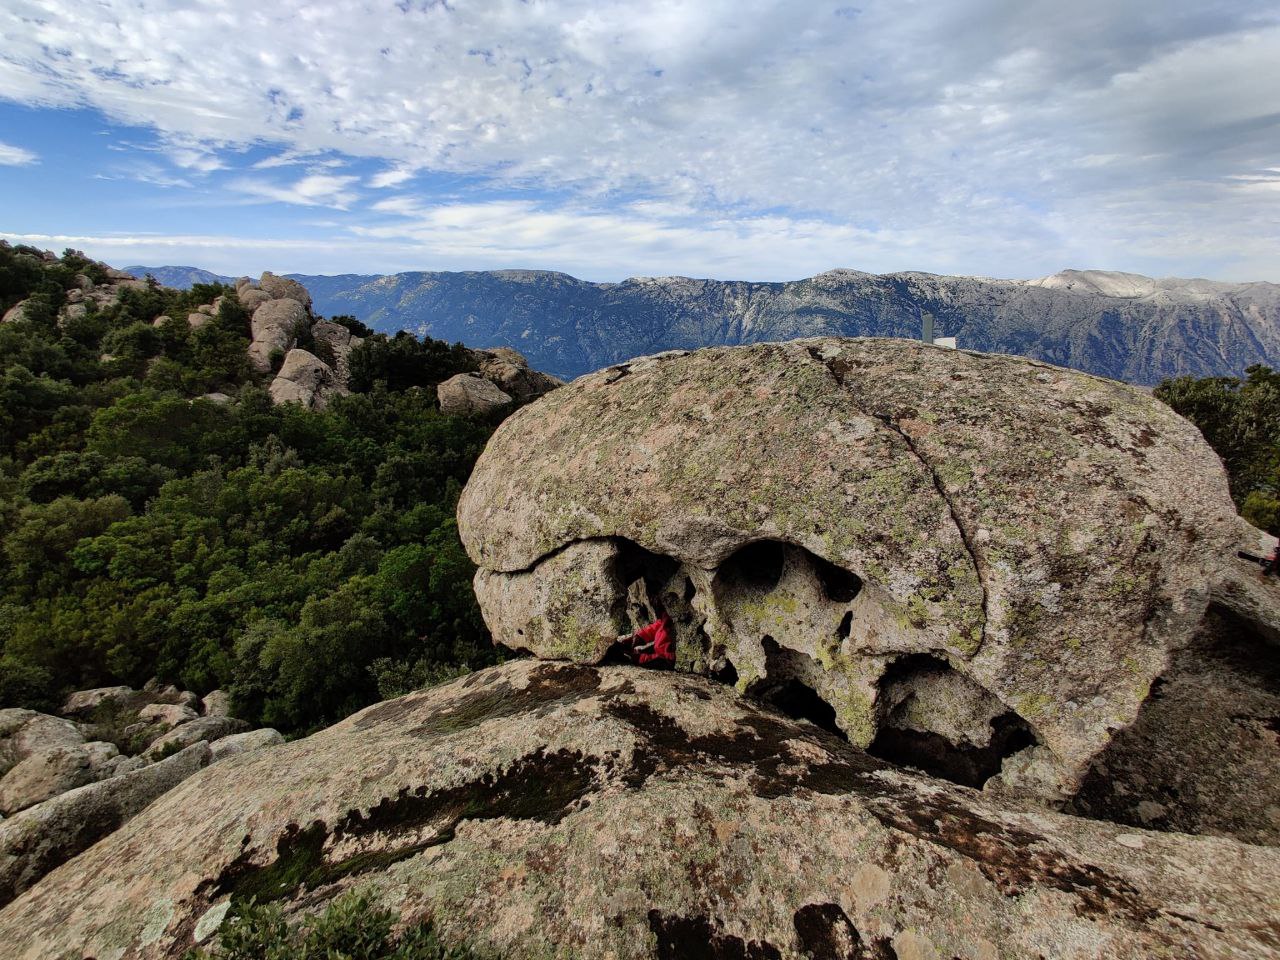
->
[[122, 265, 1280, 384]]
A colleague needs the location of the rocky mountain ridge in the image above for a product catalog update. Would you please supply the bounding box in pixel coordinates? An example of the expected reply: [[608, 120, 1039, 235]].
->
[[126, 264, 1280, 384]]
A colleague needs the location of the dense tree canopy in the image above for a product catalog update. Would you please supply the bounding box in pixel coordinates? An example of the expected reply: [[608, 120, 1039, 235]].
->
[[0, 245, 499, 732], [1155, 364, 1280, 535]]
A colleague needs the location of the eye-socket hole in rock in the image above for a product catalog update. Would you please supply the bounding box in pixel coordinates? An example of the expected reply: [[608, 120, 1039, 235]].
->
[[718, 540, 786, 593], [813, 555, 862, 603], [748, 636, 847, 740], [868, 654, 1037, 788]]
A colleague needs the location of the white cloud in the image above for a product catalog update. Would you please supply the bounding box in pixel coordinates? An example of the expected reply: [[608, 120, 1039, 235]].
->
[[368, 165, 417, 189], [229, 173, 360, 209], [0, 1, 1277, 278], [0, 140, 38, 165]]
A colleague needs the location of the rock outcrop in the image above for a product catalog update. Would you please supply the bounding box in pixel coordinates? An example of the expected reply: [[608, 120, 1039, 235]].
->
[[471, 346, 565, 401], [437, 371, 514, 416], [248, 297, 308, 372], [2, 660, 1277, 959], [267, 347, 348, 410], [459, 339, 1271, 802]]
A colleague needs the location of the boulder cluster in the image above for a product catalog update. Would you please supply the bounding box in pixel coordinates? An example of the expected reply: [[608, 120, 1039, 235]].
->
[[437, 346, 565, 416], [0, 681, 282, 907], [1, 257, 149, 330]]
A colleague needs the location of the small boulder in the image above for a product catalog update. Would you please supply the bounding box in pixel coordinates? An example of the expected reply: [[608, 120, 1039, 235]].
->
[[437, 372, 513, 416], [137, 703, 197, 731], [269, 348, 348, 410], [144, 716, 248, 760], [60, 687, 135, 720], [473, 347, 564, 401], [103, 268, 135, 281], [201, 392, 233, 405], [72, 274, 94, 291], [60, 302, 87, 323], [65, 288, 84, 304], [152, 314, 172, 327], [258, 271, 312, 308], [187, 312, 210, 329], [201, 690, 231, 717], [208, 728, 285, 763]]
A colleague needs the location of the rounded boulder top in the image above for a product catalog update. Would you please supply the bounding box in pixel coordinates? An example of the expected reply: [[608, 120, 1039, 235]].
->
[[459, 337, 1255, 799]]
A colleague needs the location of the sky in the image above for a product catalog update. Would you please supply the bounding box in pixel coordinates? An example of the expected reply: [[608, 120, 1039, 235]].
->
[[0, 0, 1278, 282]]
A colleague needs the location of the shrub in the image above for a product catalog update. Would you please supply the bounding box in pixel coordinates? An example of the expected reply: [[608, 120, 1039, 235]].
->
[[186, 891, 488, 960]]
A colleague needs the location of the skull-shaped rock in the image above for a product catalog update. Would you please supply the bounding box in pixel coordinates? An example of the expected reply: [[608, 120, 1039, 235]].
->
[[458, 338, 1268, 800]]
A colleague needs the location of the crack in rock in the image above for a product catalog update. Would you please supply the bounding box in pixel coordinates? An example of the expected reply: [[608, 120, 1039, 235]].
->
[[804, 345, 989, 657]]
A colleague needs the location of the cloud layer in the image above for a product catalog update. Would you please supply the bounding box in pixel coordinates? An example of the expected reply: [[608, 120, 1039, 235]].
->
[[1, 0, 1278, 279]]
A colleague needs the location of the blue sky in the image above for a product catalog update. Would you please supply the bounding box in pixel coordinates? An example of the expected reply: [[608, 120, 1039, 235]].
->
[[1, 0, 1278, 282]]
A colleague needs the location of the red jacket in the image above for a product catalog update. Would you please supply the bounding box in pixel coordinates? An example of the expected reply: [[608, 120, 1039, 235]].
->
[[632, 614, 676, 667]]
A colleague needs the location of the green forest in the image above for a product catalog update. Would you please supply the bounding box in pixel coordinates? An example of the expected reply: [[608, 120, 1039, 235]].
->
[[0, 245, 501, 735], [2, 245, 1277, 739]]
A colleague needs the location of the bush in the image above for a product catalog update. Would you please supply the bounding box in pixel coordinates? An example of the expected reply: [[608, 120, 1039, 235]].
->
[[187, 891, 488, 960]]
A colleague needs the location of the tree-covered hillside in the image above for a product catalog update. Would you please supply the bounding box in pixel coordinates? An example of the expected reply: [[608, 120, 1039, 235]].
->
[[0, 244, 499, 734], [1155, 366, 1280, 535]]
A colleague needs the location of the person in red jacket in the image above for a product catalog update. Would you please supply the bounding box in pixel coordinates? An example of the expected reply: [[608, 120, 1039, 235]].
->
[[615, 598, 677, 669]]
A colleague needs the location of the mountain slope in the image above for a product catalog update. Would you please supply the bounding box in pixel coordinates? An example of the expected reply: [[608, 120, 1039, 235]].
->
[[122, 264, 1280, 384], [121, 265, 234, 288], [287, 267, 1279, 384]]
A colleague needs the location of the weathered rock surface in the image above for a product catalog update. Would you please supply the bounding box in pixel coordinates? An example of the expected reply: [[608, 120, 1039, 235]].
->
[[248, 298, 308, 372], [268, 348, 349, 410], [144, 716, 248, 759], [438, 371, 513, 416], [2, 299, 30, 323], [2, 661, 1277, 959], [0, 743, 211, 908], [237, 287, 271, 312], [460, 339, 1251, 799], [208, 727, 284, 763]]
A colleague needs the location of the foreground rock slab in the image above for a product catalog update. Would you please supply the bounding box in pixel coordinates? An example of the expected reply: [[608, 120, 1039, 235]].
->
[[2, 661, 1277, 959]]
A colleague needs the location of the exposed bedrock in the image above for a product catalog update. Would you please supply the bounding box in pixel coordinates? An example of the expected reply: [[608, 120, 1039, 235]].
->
[[4, 661, 1279, 960], [460, 338, 1273, 802]]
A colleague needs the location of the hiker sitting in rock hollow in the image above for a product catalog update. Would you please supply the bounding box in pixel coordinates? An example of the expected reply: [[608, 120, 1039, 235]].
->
[[613, 597, 676, 669]]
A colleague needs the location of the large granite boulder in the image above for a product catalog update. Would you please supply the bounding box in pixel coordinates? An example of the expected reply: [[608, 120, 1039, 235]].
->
[[268, 348, 349, 410], [248, 298, 308, 372], [458, 339, 1264, 800], [438, 371, 513, 416], [1, 661, 1276, 959]]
